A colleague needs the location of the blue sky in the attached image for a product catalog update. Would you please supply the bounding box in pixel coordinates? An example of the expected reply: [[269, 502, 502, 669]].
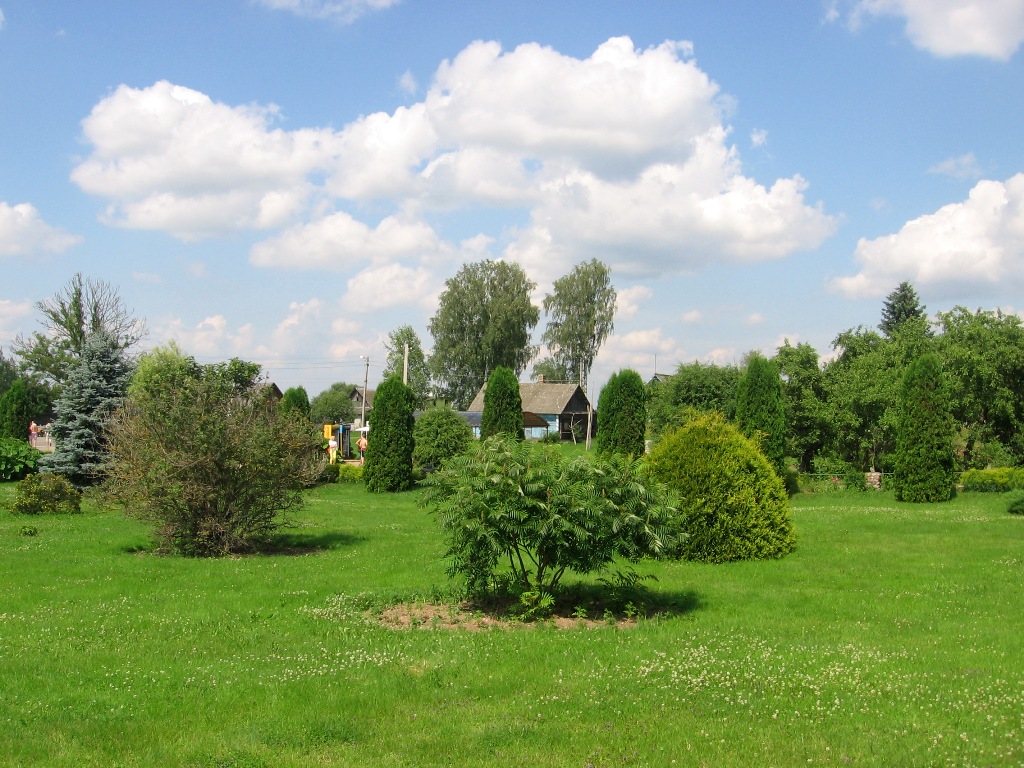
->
[[2, 1, 1023, 396]]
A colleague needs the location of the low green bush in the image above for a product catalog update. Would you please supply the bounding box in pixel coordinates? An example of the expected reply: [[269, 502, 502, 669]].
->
[[1005, 490, 1024, 515], [11, 473, 81, 515], [960, 467, 1024, 493], [412, 404, 472, 472], [0, 438, 41, 481], [319, 462, 341, 484], [336, 463, 364, 483]]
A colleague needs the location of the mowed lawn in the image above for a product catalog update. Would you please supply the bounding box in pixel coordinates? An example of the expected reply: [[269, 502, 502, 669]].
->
[[1, 481, 1022, 767]]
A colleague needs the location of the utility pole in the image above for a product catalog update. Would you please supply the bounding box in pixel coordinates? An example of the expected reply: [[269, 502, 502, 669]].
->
[[403, 342, 409, 385], [360, 355, 370, 427]]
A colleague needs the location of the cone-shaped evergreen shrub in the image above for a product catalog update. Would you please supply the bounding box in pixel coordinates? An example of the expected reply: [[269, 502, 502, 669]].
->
[[480, 366, 524, 440], [647, 411, 795, 563], [890, 353, 955, 502], [595, 368, 646, 457], [40, 332, 133, 487], [735, 353, 787, 476], [363, 376, 417, 492]]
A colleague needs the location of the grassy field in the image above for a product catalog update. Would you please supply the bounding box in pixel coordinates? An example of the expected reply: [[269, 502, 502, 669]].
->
[[1, 480, 1023, 767]]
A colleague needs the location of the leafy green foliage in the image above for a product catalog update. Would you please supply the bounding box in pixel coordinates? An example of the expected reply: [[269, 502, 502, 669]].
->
[[279, 386, 311, 416], [382, 325, 431, 407], [735, 353, 787, 476], [0, 349, 17, 398], [480, 366, 523, 441], [0, 377, 54, 441], [890, 354, 955, 503], [647, 361, 740, 441], [774, 340, 828, 471], [421, 434, 682, 599], [335, 463, 364, 483], [530, 357, 572, 383], [11, 473, 81, 515], [428, 259, 539, 408], [309, 381, 358, 425], [412, 404, 472, 472], [12, 273, 146, 384], [39, 332, 133, 487], [647, 412, 795, 563], [104, 353, 323, 556], [0, 438, 42, 481], [540, 259, 616, 389], [363, 376, 417, 493], [595, 368, 646, 457]]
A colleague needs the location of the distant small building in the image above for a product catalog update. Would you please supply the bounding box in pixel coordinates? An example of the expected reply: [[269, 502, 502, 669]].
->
[[350, 385, 374, 426], [466, 381, 593, 440]]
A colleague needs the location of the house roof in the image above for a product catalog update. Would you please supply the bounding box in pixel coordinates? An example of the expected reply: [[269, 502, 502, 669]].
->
[[466, 381, 590, 415]]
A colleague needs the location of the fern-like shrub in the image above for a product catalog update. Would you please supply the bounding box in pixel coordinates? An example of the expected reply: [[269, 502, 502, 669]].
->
[[421, 434, 682, 599], [646, 412, 795, 563], [12, 473, 81, 515]]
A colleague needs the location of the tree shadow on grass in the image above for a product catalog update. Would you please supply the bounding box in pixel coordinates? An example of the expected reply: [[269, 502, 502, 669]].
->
[[552, 582, 704, 621], [121, 530, 366, 557], [259, 530, 366, 555]]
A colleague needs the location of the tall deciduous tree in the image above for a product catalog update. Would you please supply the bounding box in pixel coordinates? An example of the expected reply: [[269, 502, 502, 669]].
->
[[363, 376, 417, 493], [879, 281, 927, 339], [428, 260, 539, 409], [773, 340, 828, 472], [890, 353, 955, 502], [40, 332, 133, 486], [13, 273, 147, 383], [595, 369, 646, 457], [480, 366, 524, 441], [309, 382, 358, 425], [382, 325, 431, 406], [279, 386, 311, 417], [735, 353, 787, 476], [0, 349, 18, 398], [539, 259, 616, 388]]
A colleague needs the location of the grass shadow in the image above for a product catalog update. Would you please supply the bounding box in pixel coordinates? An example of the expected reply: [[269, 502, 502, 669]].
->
[[260, 530, 366, 555]]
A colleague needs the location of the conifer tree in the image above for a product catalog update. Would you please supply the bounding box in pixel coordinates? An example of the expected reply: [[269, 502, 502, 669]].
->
[[40, 332, 133, 486], [735, 353, 787, 476], [891, 353, 955, 502], [480, 366, 524, 441], [880, 281, 927, 339], [363, 376, 417, 492], [596, 369, 646, 457]]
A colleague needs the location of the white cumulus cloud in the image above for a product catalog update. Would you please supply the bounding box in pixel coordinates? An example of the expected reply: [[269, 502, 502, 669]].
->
[[929, 152, 982, 179], [71, 81, 337, 239], [0, 202, 82, 256], [851, 0, 1024, 60], [831, 173, 1024, 297]]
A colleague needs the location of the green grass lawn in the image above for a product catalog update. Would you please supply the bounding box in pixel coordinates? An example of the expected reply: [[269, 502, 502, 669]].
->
[[1, 482, 1022, 767]]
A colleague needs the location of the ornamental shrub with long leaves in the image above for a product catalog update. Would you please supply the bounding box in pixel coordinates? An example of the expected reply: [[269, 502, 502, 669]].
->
[[420, 434, 683, 599]]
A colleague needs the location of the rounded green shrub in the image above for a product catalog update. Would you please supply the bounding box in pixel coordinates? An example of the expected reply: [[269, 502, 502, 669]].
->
[[646, 411, 795, 563], [0, 438, 42, 481], [12, 473, 82, 515], [413, 404, 473, 472], [1006, 490, 1024, 515]]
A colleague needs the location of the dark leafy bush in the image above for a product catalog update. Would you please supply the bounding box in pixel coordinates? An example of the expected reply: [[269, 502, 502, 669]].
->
[[12, 473, 81, 515], [318, 462, 341, 484], [412, 405, 473, 472], [647, 411, 795, 563], [1006, 490, 1024, 515], [421, 434, 682, 599], [0, 438, 41, 481], [104, 359, 323, 556]]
